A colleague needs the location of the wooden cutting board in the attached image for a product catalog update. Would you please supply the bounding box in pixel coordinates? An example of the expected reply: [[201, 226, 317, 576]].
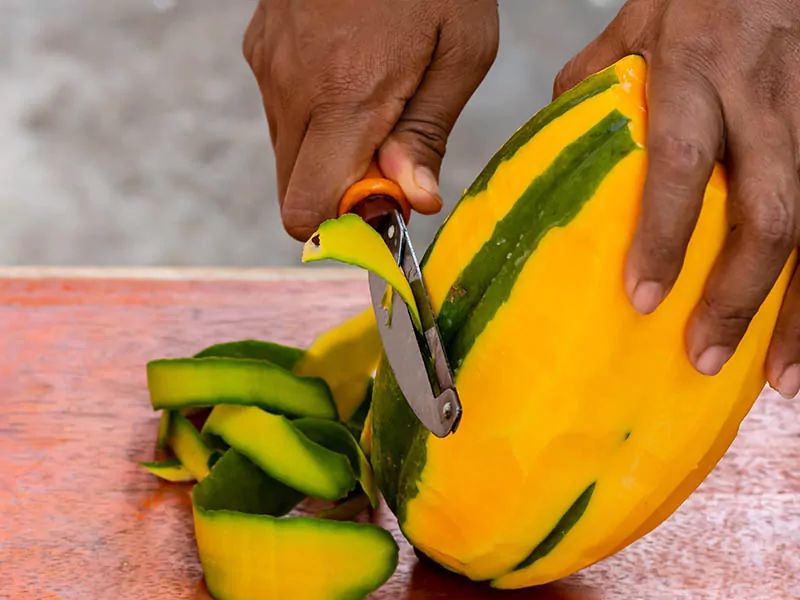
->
[[1, 268, 798, 600]]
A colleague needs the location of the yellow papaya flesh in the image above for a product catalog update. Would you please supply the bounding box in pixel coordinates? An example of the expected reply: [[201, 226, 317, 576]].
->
[[364, 54, 795, 588]]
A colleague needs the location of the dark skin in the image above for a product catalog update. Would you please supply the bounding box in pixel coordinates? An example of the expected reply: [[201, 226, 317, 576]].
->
[[244, 0, 800, 398]]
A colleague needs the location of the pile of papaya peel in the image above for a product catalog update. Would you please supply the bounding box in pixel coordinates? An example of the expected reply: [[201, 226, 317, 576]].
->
[[140, 308, 399, 600]]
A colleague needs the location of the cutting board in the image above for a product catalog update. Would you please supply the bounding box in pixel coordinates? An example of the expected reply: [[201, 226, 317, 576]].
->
[[2, 268, 798, 600]]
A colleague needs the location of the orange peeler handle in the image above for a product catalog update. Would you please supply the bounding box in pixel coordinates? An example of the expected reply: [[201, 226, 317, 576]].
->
[[338, 159, 412, 223]]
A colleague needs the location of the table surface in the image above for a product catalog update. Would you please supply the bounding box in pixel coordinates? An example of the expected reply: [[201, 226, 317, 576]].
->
[[1, 268, 799, 600]]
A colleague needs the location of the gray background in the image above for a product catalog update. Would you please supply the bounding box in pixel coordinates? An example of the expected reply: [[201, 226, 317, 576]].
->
[[1, 0, 624, 267]]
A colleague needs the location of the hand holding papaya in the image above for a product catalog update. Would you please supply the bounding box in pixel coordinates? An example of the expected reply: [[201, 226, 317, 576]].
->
[[555, 0, 800, 396], [242, 0, 499, 242]]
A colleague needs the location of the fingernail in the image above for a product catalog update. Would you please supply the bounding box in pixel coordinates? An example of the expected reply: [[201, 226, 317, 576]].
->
[[695, 346, 734, 376], [775, 364, 800, 399], [631, 281, 664, 315], [413, 166, 440, 198]]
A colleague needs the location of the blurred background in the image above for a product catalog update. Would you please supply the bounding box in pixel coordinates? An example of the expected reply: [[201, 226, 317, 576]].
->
[[1, 0, 624, 267]]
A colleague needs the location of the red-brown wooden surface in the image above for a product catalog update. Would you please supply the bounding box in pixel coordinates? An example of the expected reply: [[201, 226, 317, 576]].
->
[[1, 268, 799, 600]]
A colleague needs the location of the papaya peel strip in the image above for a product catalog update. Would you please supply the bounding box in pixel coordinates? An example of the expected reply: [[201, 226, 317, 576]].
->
[[192, 449, 399, 600], [293, 417, 380, 509], [301, 213, 423, 330], [202, 404, 358, 502], [139, 457, 195, 483], [139, 290, 400, 596]]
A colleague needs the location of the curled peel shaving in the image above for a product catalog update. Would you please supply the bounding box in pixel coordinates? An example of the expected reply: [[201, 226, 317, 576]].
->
[[302, 214, 423, 331]]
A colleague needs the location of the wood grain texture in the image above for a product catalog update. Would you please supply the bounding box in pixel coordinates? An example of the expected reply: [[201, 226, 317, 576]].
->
[[1, 272, 798, 600]]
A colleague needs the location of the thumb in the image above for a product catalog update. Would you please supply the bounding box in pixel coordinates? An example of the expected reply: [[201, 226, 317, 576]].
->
[[378, 8, 499, 215], [553, 23, 630, 100]]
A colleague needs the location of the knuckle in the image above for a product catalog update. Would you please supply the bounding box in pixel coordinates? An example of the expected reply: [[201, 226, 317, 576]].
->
[[641, 236, 686, 271], [308, 100, 359, 127], [244, 30, 266, 80], [775, 308, 800, 343], [315, 61, 402, 116], [743, 180, 799, 251], [652, 14, 722, 75], [394, 116, 451, 159], [658, 41, 719, 76], [775, 309, 800, 353], [608, 0, 646, 45], [699, 294, 757, 328], [442, 2, 499, 72], [242, 9, 259, 55], [651, 132, 712, 176], [243, 4, 267, 76], [268, 44, 294, 86], [554, 61, 579, 96]]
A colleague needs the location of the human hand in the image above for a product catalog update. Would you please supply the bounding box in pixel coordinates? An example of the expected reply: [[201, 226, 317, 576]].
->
[[553, 0, 800, 396], [243, 0, 499, 242]]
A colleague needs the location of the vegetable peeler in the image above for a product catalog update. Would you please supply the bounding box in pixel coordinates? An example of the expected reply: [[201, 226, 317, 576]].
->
[[339, 159, 462, 438]]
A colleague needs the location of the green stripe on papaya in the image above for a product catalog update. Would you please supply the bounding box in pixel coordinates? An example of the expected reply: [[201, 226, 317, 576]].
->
[[507, 482, 596, 574], [421, 64, 620, 265], [441, 111, 638, 367], [371, 354, 427, 517], [464, 68, 619, 199]]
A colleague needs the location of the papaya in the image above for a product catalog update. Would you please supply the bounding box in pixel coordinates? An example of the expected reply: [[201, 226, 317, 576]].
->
[[138, 55, 794, 597], [305, 55, 795, 588]]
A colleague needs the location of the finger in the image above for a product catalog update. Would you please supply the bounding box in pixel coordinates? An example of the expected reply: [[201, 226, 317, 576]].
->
[[281, 103, 403, 241], [624, 61, 724, 316], [272, 100, 308, 205], [242, 2, 264, 77], [766, 265, 800, 398], [243, 2, 278, 147], [552, 27, 629, 100], [552, 0, 659, 99], [686, 115, 799, 376], [378, 3, 499, 214], [243, 3, 294, 199]]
